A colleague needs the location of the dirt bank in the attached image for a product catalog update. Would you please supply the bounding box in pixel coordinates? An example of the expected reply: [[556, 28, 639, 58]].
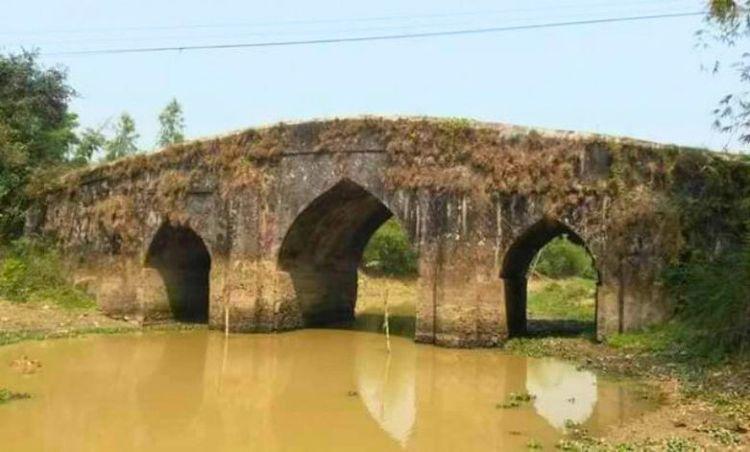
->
[[0, 299, 137, 346], [505, 334, 749, 450]]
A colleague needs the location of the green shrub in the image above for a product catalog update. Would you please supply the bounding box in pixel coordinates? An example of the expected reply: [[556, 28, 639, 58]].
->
[[362, 219, 418, 277], [664, 231, 750, 359], [534, 236, 596, 279], [0, 238, 94, 309]]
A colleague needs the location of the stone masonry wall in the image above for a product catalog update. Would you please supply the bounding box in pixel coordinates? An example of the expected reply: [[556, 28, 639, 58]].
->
[[26, 117, 750, 347]]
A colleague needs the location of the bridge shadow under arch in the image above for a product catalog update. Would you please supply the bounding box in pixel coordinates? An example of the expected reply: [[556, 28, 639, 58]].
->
[[279, 178, 411, 330], [501, 218, 599, 337], [145, 223, 211, 323]]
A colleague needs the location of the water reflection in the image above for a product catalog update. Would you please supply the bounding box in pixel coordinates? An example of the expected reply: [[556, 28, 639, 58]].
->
[[0, 330, 655, 451], [355, 335, 416, 446], [526, 359, 597, 430]]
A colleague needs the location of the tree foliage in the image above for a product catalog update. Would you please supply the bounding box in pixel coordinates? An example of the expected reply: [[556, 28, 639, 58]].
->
[[0, 51, 77, 239], [709, 0, 749, 23], [69, 127, 106, 165], [706, 1, 750, 146], [534, 236, 596, 280], [157, 98, 185, 147], [362, 218, 418, 277], [665, 229, 750, 358], [104, 113, 139, 161]]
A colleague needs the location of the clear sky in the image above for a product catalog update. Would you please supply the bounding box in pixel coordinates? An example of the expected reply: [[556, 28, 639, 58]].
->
[[1, 0, 743, 151]]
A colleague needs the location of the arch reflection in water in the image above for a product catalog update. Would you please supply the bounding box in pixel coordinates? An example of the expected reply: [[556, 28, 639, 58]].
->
[[355, 332, 417, 446], [526, 358, 598, 430]]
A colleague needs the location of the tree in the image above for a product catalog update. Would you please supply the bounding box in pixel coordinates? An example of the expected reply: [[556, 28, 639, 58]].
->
[[706, 1, 750, 147], [104, 113, 139, 161], [157, 98, 185, 147], [0, 51, 77, 239], [362, 219, 418, 276], [534, 236, 596, 280], [69, 127, 106, 165]]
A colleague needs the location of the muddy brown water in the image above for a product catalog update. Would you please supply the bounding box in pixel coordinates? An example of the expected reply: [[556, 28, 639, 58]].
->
[[0, 330, 655, 451]]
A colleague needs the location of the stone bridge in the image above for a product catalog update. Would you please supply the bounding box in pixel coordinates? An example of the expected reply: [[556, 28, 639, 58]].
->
[[27, 117, 750, 347]]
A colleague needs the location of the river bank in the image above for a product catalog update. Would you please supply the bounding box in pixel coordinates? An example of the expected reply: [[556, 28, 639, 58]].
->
[[506, 333, 749, 450], [0, 299, 137, 347]]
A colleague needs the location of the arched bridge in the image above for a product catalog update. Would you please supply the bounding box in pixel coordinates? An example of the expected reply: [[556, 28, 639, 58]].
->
[[27, 117, 750, 347]]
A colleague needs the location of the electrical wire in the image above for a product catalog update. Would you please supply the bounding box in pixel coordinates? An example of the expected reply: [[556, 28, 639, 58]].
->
[[14, 5, 697, 48], [2, 0, 699, 37], [41, 10, 704, 57]]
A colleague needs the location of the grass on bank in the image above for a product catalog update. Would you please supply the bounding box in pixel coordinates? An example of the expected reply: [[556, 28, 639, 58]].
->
[[0, 238, 94, 310], [527, 277, 596, 323], [354, 274, 417, 338], [0, 323, 206, 348], [526, 236, 598, 331], [0, 327, 131, 347]]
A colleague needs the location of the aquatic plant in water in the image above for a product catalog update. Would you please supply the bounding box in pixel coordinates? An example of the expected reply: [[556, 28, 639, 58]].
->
[[0, 389, 31, 405]]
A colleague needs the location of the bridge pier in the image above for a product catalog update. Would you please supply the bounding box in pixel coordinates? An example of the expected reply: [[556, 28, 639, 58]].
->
[[206, 258, 303, 333], [414, 237, 505, 348]]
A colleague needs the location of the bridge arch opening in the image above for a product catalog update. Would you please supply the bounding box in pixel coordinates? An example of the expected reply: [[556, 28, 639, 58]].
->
[[502, 218, 598, 337], [279, 178, 416, 333], [145, 223, 211, 323]]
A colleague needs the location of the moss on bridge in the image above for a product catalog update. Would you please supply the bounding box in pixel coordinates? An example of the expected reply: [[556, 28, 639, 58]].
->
[[30, 117, 750, 265]]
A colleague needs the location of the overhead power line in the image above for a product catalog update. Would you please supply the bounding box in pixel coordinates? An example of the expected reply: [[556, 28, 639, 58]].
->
[[6, 0, 696, 36], [9, 2, 698, 48], [44, 11, 704, 57]]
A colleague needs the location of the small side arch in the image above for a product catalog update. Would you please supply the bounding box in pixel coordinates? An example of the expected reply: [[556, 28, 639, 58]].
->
[[501, 217, 600, 336], [145, 222, 212, 323]]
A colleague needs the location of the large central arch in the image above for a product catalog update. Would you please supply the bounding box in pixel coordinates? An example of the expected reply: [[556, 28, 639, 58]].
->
[[278, 179, 399, 327], [501, 217, 599, 336]]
